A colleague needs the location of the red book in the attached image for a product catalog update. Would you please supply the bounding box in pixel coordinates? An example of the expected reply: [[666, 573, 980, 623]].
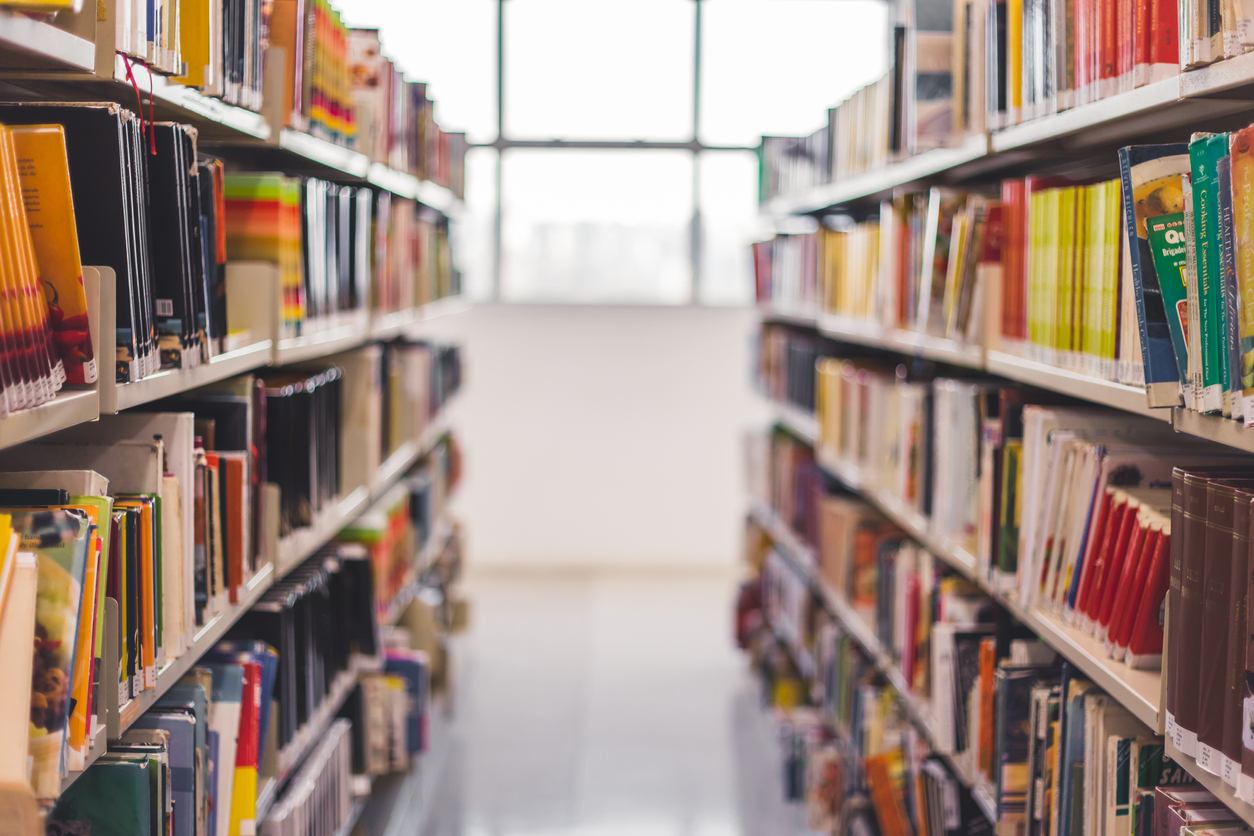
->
[[1106, 522, 1159, 656], [1133, 0, 1152, 83], [1093, 495, 1143, 635], [1148, 0, 1178, 70], [1116, 0, 1134, 85], [1126, 526, 1171, 665], [1075, 0, 1092, 94], [1100, 0, 1118, 86], [999, 179, 1026, 340], [1081, 494, 1129, 626], [1072, 486, 1115, 621], [903, 573, 919, 690]]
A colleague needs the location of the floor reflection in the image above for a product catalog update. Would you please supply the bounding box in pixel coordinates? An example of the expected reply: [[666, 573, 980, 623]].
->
[[408, 569, 809, 836]]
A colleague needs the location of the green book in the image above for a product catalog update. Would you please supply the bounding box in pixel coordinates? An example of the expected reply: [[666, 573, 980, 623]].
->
[[1191, 133, 1227, 413], [1145, 213, 1191, 388], [48, 758, 153, 836]]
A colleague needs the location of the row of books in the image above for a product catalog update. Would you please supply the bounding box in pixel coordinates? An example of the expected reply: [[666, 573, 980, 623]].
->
[[0, 103, 460, 402], [810, 355, 1206, 662], [96, 0, 469, 193], [741, 484, 1254, 836], [347, 30, 466, 194], [758, 0, 1188, 204], [754, 324, 827, 416], [42, 517, 450, 836], [0, 336, 460, 804], [339, 339, 462, 499], [339, 433, 461, 626]]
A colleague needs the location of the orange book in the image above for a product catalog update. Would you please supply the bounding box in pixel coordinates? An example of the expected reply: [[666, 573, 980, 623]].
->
[[864, 750, 913, 836], [10, 125, 96, 385], [978, 636, 997, 779], [220, 452, 247, 603]]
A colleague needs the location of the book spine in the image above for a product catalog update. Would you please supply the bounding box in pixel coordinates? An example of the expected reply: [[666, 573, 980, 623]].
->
[[1186, 173, 1205, 407], [1223, 495, 1250, 788], [1220, 153, 1243, 420], [1173, 472, 1211, 754], [1193, 138, 1225, 412], [1196, 482, 1242, 775]]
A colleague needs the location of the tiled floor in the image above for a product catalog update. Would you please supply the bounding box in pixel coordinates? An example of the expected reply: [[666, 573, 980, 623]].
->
[[415, 568, 809, 836]]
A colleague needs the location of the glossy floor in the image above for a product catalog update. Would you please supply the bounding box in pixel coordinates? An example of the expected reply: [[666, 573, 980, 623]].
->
[[413, 569, 809, 836]]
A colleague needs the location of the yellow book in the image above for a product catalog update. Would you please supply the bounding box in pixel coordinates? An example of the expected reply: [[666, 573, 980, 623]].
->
[[66, 518, 99, 762], [1103, 179, 1123, 373], [1028, 190, 1045, 348], [1008, 0, 1024, 121], [1081, 183, 1103, 367], [11, 125, 97, 385], [173, 0, 210, 87], [1056, 186, 1077, 355]]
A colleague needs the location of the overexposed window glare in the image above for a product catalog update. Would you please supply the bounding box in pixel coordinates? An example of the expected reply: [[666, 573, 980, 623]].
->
[[700, 0, 891, 146], [330, 0, 891, 306], [501, 151, 693, 304], [334, 0, 498, 144], [505, 0, 696, 141]]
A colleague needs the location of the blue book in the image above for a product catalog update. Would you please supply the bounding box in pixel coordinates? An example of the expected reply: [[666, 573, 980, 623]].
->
[[1118, 144, 1191, 407], [131, 713, 196, 836], [385, 651, 431, 754], [206, 730, 220, 836], [1058, 669, 1097, 836]]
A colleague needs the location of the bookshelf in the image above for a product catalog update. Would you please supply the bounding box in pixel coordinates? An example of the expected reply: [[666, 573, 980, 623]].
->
[[775, 395, 1167, 730], [56, 394, 460, 797], [0, 9, 95, 72], [751, 502, 1001, 826]]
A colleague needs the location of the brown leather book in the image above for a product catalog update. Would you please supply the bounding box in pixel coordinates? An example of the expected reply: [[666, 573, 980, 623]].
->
[[1222, 487, 1254, 789], [1196, 479, 1254, 775], [1169, 468, 1186, 738], [1172, 467, 1248, 755]]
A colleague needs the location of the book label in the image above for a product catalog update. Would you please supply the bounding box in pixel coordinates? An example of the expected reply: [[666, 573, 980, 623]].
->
[[1223, 753, 1240, 788], [1175, 720, 1198, 756], [1198, 742, 1221, 774]]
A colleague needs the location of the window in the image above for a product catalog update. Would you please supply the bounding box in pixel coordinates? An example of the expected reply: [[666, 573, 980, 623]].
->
[[337, 0, 887, 305]]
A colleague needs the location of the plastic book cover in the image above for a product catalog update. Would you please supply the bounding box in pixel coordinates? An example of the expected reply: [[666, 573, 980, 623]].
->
[[1118, 143, 1190, 406]]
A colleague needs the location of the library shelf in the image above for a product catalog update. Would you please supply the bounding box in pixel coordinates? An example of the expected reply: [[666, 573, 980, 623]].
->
[[817, 313, 986, 369], [0, 10, 94, 72], [371, 407, 452, 500], [254, 663, 361, 823], [0, 388, 99, 453], [759, 303, 820, 328], [384, 517, 457, 627], [277, 127, 370, 177], [1164, 738, 1254, 828], [367, 162, 421, 201], [767, 133, 992, 215], [1171, 407, 1254, 453], [110, 560, 278, 747], [334, 795, 370, 836], [362, 706, 451, 836], [272, 311, 374, 366], [983, 348, 1170, 421], [103, 339, 274, 413], [415, 294, 471, 325], [810, 449, 1163, 731], [275, 485, 372, 578], [372, 308, 421, 341], [750, 501, 998, 826], [416, 179, 460, 215], [767, 617, 817, 681], [80, 394, 457, 793], [774, 401, 819, 446], [989, 76, 1189, 153], [59, 725, 108, 794]]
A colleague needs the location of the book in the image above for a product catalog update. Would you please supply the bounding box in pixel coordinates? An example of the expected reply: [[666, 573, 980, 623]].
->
[[1119, 143, 1191, 407]]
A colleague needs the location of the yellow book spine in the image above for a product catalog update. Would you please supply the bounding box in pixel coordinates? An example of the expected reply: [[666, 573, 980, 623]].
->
[[11, 125, 97, 385], [1008, 0, 1024, 119]]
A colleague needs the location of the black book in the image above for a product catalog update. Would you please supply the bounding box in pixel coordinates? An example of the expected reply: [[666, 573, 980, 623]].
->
[[148, 124, 195, 369], [0, 102, 154, 381], [0, 488, 70, 505]]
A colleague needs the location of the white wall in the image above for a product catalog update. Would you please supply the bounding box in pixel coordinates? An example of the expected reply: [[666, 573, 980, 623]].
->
[[422, 304, 769, 568]]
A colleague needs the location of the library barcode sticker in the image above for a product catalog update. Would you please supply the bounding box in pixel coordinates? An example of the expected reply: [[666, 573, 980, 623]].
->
[[156, 299, 174, 317]]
